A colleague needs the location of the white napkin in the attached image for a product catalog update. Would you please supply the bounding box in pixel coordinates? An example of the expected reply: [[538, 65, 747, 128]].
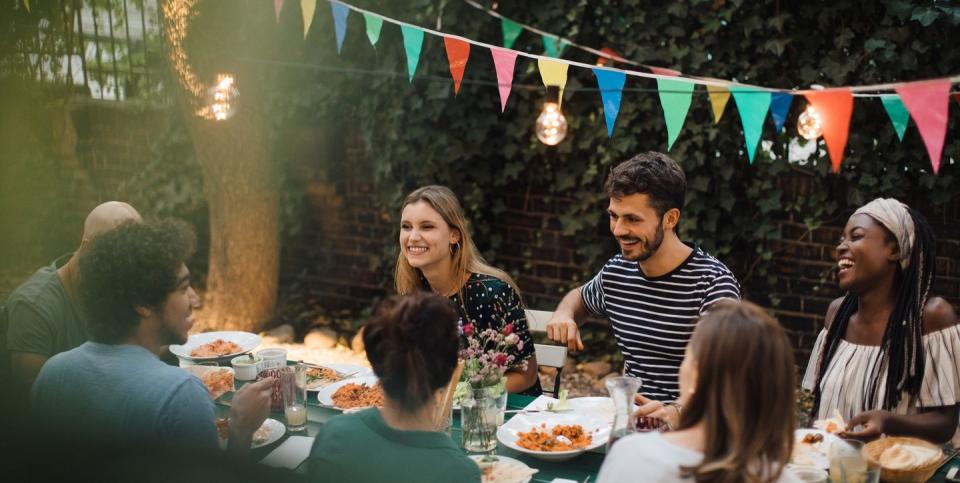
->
[[259, 435, 315, 470]]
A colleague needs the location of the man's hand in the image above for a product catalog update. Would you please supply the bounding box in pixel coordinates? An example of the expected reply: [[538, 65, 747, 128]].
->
[[634, 394, 680, 430], [842, 410, 891, 441], [228, 377, 275, 449], [546, 315, 584, 352]]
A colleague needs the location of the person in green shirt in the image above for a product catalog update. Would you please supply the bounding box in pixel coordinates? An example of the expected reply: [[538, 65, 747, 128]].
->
[[3, 201, 141, 408], [306, 292, 481, 483]]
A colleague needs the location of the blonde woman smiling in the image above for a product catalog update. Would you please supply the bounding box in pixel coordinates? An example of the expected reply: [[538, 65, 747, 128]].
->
[[395, 185, 539, 394]]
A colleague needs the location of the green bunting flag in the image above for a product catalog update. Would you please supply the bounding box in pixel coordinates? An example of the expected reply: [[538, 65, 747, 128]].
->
[[501, 19, 522, 49], [542, 35, 568, 58], [657, 78, 695, 150], [400, 25, 424, 82], [730, 87, 772, 163], [362, 13, 383, 47], [880, 95, 910, 142]]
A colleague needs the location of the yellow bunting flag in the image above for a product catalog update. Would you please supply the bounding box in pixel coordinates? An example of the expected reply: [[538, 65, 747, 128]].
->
[[24, 0, 30, 11], [537, 58, 569, 107], [301, 0, 316, 39], [706, 85, 730, 124]]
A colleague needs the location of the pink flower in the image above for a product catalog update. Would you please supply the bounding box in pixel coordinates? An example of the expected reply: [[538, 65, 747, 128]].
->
[[503, 323, 514, 335], [463, 324, 475, 337]]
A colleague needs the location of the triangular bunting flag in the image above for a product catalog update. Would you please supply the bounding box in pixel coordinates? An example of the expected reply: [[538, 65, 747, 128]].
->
[[538, 59, 569, 107], [362, 13, 383, 47], [542, 35, 561, 58], [804, 90, 854, 172], [491, 48, 517, 112], [706, 85, 730, 124], [880, 95, 910, 142], [301, 0, 316, 39], [730, 87, 772, 163], [400, 26, 425, 82], [593, 69, 626, 138], [23, 0, 29, 12], [330, 2, 349, 54], [650, 66, 682, 77], [896, 80, 951, 174], [770, 92, 793, 134], [656, 78, 695, 150], [443, 37, 470, 95], [501, 18, 522, 49], [274, 0, 284, 23]]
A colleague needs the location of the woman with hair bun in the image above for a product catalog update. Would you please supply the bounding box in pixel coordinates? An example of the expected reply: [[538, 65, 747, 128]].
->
[[306, 292, 480, 483], [803, 198, 959, 444], [396, 185, 540, 394]]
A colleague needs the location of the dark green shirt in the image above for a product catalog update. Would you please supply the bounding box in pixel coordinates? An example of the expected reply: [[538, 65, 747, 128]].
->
[[5, 255, 86, 357], [307, 409, 481, 483]]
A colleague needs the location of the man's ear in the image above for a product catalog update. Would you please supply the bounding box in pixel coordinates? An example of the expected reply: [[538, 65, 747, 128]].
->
[[133, 305, 153, 319], [663, 208, 681, 231]]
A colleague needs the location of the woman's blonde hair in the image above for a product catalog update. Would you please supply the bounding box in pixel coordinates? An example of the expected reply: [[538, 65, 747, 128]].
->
[[677, 300, 796, 483], [395, 185, 520, 298]]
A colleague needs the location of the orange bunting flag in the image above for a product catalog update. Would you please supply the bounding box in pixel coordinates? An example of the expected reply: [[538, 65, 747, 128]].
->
[[896, 80, 951, 174], [804, 90, 854, 173], [443, 37, 471, 95], [706, 85, 731, 124], [649, 66, 681, 77]]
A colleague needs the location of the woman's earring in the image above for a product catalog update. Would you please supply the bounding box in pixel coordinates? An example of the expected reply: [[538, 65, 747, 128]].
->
[[451, 241, 461, 254]]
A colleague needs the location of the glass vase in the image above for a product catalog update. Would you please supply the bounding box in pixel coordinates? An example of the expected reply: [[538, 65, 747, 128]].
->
[[461, 385, 507, 453]]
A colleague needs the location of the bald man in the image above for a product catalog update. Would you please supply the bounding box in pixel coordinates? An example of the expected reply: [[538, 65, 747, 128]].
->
[[4, 201, 141, 401]]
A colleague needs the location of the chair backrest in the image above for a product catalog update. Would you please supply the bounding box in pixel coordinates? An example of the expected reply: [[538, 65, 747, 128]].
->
[[524, 309, 567, 369]]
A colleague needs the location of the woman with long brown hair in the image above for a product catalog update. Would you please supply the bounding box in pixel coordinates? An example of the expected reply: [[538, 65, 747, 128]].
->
[[396, 185, 539, 394], [598, 301, 798, 483]]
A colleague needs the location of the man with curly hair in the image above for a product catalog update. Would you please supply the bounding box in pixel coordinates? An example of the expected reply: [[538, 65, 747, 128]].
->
[[30, 219, 274, 452], [4, 201, 141, 407]]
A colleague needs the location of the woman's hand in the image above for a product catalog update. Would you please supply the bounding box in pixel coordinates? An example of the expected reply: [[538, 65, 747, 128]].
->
[[841, 410, 892, 441], [634, 394, 681, 430]]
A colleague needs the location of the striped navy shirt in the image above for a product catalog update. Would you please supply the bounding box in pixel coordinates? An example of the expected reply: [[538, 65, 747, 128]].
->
[[580, 244, 741, 401]]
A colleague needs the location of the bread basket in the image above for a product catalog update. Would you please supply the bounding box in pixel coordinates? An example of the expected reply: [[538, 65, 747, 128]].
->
[[862, 436, 943, 483]]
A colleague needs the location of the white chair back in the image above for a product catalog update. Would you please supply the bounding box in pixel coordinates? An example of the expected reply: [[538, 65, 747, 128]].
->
[[524, 309, 568, 397]]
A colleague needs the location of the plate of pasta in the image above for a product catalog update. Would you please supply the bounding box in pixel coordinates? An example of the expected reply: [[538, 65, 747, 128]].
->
[[496, 413, 609, 461], [315, 376, 384, 411], [169, 331, 261, 362]]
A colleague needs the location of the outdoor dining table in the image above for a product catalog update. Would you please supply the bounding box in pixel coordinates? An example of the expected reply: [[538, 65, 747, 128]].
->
[[217, 366, 960, 482], [217, 370, 603, 481]]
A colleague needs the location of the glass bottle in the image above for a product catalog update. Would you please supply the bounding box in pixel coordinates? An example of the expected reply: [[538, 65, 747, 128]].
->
[[605, 376, 642, 450]]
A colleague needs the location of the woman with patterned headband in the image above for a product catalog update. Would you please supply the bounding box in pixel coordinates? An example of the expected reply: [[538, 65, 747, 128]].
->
[[803, 198, 959, 444]]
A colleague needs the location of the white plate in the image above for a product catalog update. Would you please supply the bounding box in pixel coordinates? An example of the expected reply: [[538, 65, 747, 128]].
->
[[169, 331, 262, 361], [181, 365, 235, 399], [522, 396, 617, 424], [469, 455, 538, 483], [497, 412, 610, 462], [790, 429, 837, 469], [315, 376, 380, 410], [303, 363, 373, 391], [218, 417, 285, 450]]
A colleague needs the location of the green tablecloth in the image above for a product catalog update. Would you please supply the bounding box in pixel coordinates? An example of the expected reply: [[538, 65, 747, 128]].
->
[[218, 382, 601, 482]]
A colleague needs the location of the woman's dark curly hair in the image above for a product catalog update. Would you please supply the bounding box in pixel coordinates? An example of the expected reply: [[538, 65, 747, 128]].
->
[[78, 219, 196, 343]]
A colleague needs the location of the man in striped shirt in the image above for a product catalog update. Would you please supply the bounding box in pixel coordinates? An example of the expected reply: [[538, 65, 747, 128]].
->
[[546, 152, 740, 401]]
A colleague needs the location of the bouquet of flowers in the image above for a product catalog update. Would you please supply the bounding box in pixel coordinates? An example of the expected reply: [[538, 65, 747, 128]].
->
[[459, 321, 526, 390]]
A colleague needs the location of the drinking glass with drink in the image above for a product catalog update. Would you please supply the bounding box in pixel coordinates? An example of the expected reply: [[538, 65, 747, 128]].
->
[[829, 438, 880, 483], [281, 363, 308, 432]]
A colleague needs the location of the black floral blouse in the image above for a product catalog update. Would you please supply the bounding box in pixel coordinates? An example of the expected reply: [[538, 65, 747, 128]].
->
[[419, 272, 541, 395]]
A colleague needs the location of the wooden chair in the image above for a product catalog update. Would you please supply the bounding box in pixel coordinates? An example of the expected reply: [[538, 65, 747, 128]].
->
[[525, 309, 568, 398]]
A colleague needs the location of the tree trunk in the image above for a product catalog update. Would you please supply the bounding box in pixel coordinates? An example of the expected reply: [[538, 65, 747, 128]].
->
[[162, 1, 278, 333]]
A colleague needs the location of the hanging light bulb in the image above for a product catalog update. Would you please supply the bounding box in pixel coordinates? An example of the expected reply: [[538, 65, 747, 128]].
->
[[797, 103, 822, 140], [536, 85, 567, 145], [205, 73, 239, 121]]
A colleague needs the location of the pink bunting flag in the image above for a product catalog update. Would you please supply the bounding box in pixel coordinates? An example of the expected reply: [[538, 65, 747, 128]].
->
[[804, 89, 854, 173], [274, 0, 283, 23], [896, 80, 951, 174], [490, 48, 517, 113], [649, 66, 681, 77], [443, 37, 470, 95]]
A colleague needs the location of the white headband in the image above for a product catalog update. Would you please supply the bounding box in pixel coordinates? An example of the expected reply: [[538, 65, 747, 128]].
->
[[853, 198, 915, 270]]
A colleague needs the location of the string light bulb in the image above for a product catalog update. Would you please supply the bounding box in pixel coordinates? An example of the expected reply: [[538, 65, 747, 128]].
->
[[206, 74, 239, 121], [797, 103, 822, 140], [536, 85, 567, 145]]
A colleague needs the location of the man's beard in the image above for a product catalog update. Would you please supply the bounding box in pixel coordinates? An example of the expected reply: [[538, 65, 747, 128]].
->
[[621, 219, 665, 262]]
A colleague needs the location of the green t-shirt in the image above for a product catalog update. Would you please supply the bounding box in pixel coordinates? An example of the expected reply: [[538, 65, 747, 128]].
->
[[306, 408, 481, 483], [4, 256, 87, 357]]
